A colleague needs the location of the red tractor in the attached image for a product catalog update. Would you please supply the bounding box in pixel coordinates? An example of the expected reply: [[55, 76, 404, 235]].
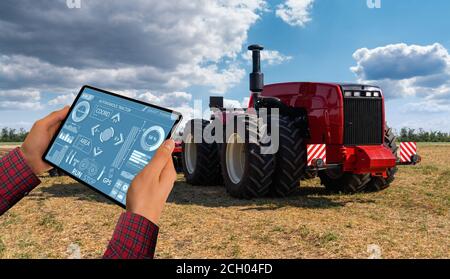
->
[[178, 44, 421, 198]]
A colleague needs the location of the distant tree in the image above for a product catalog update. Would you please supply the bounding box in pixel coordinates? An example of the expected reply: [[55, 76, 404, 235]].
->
[[8, 128, 16, 142], [0, 127, 28, 142], [397, 127, 450, 142], [1, 128, 8, 141]]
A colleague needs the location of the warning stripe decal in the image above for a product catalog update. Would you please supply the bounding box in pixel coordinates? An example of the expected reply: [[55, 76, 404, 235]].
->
[[307, 144, 326, 166], [400, 142, 417, 162]]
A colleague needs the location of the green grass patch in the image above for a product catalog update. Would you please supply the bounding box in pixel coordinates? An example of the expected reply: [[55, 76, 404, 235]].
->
[[308, 231, 340, 248], [0, 142, 22, 146], [418, 165, 439, 175], [38, 212, 63, 232], [1, 212, 21, 226], [416, 142, 450, 146], [0, 238, 5, 256], [439, 170, 450, 180]]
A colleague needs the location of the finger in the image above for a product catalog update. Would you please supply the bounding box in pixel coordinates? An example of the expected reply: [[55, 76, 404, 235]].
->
[[48, 122, 62, 136], [42, 106, 70, 127], [159, 155, 177, 185], [142, 139, 175, 175]]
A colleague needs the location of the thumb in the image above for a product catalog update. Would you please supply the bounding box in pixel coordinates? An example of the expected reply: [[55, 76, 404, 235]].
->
[[44, 106, 70, 126], [144, 139, 175, 174]]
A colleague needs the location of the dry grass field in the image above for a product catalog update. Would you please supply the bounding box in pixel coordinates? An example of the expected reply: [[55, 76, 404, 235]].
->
[[0, 143, 449, 259]]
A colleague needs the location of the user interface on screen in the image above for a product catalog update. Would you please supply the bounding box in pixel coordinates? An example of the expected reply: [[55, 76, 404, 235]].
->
[[45, 87, 180, 206]]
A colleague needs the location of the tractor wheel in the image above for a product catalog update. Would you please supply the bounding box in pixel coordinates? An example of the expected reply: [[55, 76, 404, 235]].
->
[[49, 168, 63, 177], [366, 126, 398, 192], [181, 119, 222, 186], [271, 116, 307, 197], [221, 115, 275, 199], [172, 154, 183, 172], [319, 170, 372, 194]]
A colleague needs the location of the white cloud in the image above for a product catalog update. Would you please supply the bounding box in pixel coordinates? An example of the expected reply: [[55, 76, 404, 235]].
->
[[275, 0, 314, 27], [136, 91, 192, 108], [0, 89, 42, 110], [223, 99, 243, 108], [350, 43, 450, 103], [401, 100, 450, 113], [49, 93, 76, 106], [397, 117, 450, 133], [351, 43, 449, 81], [242, 49, 292, 65], [0, 0, 268, 109], [0, 121, 33, 130], [223, 97, 251, 108]]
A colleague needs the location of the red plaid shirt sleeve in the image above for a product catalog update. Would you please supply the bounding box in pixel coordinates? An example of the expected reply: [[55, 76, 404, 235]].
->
[[0, 147, 41, 215], [0, 148, 159, 259], [103, 212, 159, 259]]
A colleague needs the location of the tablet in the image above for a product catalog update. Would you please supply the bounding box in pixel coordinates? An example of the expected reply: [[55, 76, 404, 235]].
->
[[43, 85, 182, 207]]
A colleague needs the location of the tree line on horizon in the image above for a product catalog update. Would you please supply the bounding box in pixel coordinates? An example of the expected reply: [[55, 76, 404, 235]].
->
[[0, 126, 449, 143], [397, 127, 450, 142], [0, 127, 29, 143]]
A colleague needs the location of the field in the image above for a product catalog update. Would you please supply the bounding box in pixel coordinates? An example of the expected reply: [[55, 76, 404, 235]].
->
[[0, 143, 449, 259]]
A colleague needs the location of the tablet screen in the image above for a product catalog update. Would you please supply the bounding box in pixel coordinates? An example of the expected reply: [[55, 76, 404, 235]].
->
[[44, 86, 181, 207]]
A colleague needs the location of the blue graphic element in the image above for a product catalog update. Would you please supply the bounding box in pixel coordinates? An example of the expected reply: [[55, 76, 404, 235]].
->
[[45, 87, 178, 206]]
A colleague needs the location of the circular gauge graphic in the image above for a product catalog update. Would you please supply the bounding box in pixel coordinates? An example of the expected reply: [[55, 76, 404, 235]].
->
[[140, 126, 165, 152], [78, 158, 90, 171], [100, 127, 114, 142], [87, 164, 98, 177], [71, 101, 91, 123]]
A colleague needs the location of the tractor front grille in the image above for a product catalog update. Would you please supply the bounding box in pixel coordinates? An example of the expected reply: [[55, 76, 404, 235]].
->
[[343, 97, 383, 145]]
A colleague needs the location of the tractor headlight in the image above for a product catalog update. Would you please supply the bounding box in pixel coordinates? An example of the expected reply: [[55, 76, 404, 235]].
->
[[373, 92, 380, 97], [312, 158, 325, 168], [353, 91, 361, 97], [411, 154, 421, 164], [345, 91, 352, 97], [366, 92, 372, 97]]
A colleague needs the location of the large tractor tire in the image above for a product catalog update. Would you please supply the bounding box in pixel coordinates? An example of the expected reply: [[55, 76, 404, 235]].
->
[[271, 116, 307, 197], [366, 126, 398, 192], [182, 119, 222, 186], [221, 114, 275, 199], [49, 168, 65, 177], [319, 170, 372, 194]]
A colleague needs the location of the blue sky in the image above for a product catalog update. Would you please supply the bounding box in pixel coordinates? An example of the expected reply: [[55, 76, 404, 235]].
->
[[1, 0, 450, 132]]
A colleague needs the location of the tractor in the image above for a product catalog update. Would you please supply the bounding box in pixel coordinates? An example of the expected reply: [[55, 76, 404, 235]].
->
[[178, 44, 421, 198]]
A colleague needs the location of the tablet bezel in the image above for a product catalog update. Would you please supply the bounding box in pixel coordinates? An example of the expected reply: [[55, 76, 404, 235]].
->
[[42, 85, 183, 208]]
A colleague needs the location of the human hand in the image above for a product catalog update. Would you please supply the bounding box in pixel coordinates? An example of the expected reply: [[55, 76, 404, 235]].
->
[[21, 106, 70, 175], [126, 139, 177, 224]]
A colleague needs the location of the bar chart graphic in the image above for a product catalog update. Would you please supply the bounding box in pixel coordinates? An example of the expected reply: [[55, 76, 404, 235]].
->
[[128, 150, 151, 169], [48, 144, 69, 165], [58, 131, 75, 144]]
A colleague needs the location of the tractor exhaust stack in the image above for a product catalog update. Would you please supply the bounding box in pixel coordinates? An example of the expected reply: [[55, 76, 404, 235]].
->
[[248, 44, 264, 108]]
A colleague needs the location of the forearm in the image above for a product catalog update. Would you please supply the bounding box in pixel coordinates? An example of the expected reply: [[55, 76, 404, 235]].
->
[[103, 212, 159, 259], [0, 147, 41, 215]]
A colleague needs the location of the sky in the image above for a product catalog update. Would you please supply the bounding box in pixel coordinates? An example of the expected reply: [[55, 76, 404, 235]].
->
[[1, 0, 450, 133]]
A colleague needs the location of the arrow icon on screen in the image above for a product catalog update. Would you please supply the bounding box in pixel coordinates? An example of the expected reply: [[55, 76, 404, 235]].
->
[[93, 147, 103, 157], [111, 113, 120, 123], [91, 124, 100, 136], [114, 133, 124, 146]]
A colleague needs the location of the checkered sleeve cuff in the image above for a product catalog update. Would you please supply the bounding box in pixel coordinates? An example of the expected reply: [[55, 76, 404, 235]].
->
[[0, 147, 41, 215], [103, 212, 159, 259]]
